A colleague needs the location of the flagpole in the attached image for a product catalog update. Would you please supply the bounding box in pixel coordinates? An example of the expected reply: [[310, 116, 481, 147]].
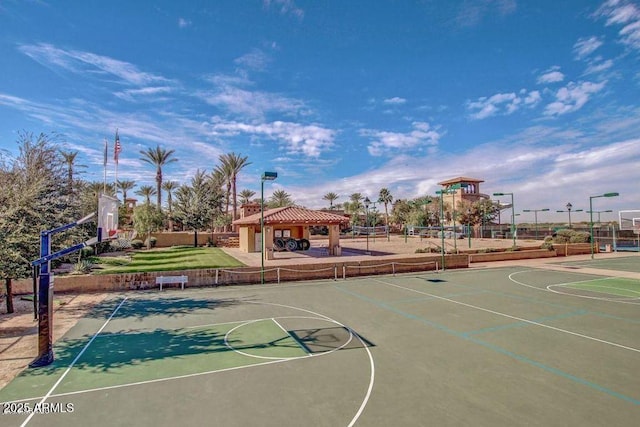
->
[[114, 129, 119, 191], [103, 138, 108, 194]]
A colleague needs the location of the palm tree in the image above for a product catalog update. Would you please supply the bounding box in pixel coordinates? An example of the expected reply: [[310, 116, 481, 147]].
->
[[116, 179, 136, 204], [219, 152, 251, 221], [60, 150, 84, 194], [135, 185, 157, 205], [239, 189, 256, 205], [214, 163, 232, 217], [161, 181, 179, 214], [162, 180, 179, 230], [139, 145, 177, 210], [378, 188, 393, 230], [322, 192, 339, 209], [269, 189, 294, 207]]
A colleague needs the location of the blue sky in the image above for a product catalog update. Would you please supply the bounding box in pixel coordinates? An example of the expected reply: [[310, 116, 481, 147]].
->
[[1, 0, 639, 223]]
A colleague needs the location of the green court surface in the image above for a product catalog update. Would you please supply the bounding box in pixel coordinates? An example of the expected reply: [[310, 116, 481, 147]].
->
[[1, 262, 639, 426], [560, 255, 640, 273]]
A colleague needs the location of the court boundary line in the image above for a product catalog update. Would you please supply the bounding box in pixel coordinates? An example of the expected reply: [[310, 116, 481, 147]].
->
[[371, 278, 640, 354], [19, 297, 128, 427], [509, 270, 640, 304], [334, 280, 640, 406], [6, 301, 375, 427]]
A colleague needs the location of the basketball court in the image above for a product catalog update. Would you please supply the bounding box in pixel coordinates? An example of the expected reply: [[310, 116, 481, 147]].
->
[[1, 255, 639, 426]]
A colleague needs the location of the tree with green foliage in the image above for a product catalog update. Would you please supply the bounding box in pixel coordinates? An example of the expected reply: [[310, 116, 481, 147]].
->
[[0, 132, 84, 312], [116, 179, 136, 204], [269, 189, 294, 208], [219, 152, 251, 222], [139, 145, 177, 210], [239, 189, 256, 205], [172, 170, 224, 246], [132, 204, 164, 249], [378, 188, 393, 229], [322, 192, 339, 209], [135, 185, 157, 205]]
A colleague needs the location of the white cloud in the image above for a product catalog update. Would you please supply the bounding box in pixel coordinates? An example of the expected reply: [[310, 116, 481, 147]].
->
[[467, 89, 540, 120], [455, 0, 516, 27], [178, 18, 191, 28], [234, 49, 271, 71], [263, 0, 304, 19], [537, 67, 565, 84], [544, 80, 606, 116], [360, 121, 442, 156], [597, 0, 640, 50], [383, 97, 407, 105], [210, 120, 334, 158], [114, 86, 173, 102], [18, 43, 170, 86], [573, 36, 603, 59], [585, 58, 614, 74]]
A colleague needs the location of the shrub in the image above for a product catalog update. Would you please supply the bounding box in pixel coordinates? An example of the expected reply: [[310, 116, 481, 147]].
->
[[71, 259, 93, 275], [110, 238, 133, 251], [569, 231, 591, 243], [131, 239, 144, 249], [80, 247, 95, 259], [144, 236, 157, 248]]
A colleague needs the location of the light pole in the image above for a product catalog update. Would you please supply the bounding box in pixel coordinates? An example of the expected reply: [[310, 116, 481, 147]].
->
[[435, 190, 446, 270], [586, 209, 613, 224], [493, 192, 516, 248], [364, 197, 371, 254], [556, 203, 583, 228], [522, 208, 549, 240], [589, 193, 618, 259], [260, 171, 277, 284]]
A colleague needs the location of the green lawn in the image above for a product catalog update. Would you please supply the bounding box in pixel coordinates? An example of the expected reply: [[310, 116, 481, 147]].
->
[[95, 246, 245, 274]]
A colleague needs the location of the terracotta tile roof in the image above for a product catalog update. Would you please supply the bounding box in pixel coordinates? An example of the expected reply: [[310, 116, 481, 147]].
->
[[233, 206, 349, 226]]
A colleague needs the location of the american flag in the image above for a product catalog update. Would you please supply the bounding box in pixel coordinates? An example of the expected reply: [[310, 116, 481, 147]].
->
[[114, 129, 121, 163]]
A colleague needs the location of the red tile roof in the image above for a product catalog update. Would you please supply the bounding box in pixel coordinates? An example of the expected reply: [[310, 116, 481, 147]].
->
[[233, 206, 349, 226], [437, 176, 484, 185]]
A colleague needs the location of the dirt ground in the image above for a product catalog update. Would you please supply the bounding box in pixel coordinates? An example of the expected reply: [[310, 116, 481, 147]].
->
[[0, 292, 107, 391]]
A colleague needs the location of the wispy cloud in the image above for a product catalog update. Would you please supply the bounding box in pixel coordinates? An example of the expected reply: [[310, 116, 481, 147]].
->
[[263, 0, 304, 19], [544, 80, 606, 116], [455, 0, 516, 27], [573, 36, 603, 59], [114, 86, 173, 102], [178, 17, 192, 28], [537, 66, 565, 84], [209, 120, 334, 158], [361, 122, 442, 157], [596, 0, 640, 50], [383, 97, 407, 105], [234, 49, 271, 71], [18, 43, 170, 86], [467, 89, 541, 120], [584, 58, 614, 75]]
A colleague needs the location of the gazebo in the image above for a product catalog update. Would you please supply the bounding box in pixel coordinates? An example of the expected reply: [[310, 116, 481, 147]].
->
[[232, 205, 349, 258]]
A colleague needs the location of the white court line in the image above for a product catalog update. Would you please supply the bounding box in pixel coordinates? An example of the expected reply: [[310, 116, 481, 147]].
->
[[509, 270, 640, 304], [372, 278, 640, 354], [20, 297, 128, 427]]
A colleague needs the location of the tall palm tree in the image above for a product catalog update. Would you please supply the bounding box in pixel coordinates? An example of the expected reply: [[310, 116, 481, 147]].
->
[[214, 163, 232, 217], [161, 180, 179, 214], [60, 150, 84, 194], [378, 188, 393, 229], [135, 185, 157, 205], [139, 145, 177, 210], [322, 192, 339, 209], [219, 152, 251, 221], [239, 189, 256, 205], [116, 179, 136, 204], [269, 189, 294, 208], [162, 180, 179, 231]]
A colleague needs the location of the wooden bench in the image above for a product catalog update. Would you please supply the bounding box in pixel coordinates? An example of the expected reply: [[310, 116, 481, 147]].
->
[[156, 275, 188, 291]]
